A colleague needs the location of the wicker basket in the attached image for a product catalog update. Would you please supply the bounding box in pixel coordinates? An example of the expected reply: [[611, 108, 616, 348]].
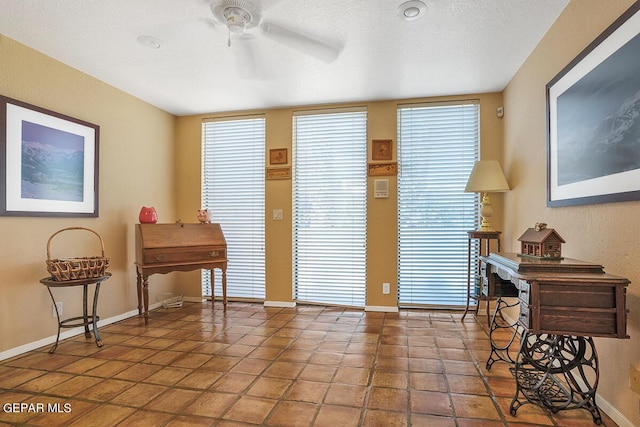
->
[[46, 227, 110, 281]]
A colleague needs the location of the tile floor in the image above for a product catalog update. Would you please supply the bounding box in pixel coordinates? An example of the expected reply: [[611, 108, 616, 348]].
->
[[0, 302, 619, 426]]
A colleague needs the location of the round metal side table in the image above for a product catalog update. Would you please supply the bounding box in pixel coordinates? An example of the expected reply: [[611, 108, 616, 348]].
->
[[40, 273, 111, 353]]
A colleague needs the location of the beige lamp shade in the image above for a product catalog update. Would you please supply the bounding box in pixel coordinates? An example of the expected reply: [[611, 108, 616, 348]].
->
[[464, 160, 510, 193], [464, 160, 510, 232]]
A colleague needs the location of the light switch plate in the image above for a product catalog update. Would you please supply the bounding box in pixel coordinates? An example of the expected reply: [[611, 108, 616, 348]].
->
[[374, 179, 389, 198], [273, 209, 283, 220]]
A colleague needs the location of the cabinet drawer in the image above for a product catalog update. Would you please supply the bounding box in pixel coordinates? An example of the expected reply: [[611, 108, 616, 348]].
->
[[539, 283, 616, 309], [518, 280, 530, 304], [518, 303, 531, 329], [142, 247, 226, 264], [481, 262, 488, 278]]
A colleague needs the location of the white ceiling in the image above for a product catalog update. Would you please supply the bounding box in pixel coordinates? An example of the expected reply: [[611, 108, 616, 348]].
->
[[0, 0, 569, 116]]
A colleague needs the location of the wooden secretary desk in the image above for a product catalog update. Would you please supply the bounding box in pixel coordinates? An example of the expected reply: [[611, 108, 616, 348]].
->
[[135, 223, 227, 324]]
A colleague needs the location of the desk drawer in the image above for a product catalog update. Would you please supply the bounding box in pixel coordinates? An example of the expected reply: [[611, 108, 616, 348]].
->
[[142, 246, 226, 264], [518, 303, 531, 329], [481, 262, 488, 278], [539, 283, 616, 309], [518, 280, 530, 304]]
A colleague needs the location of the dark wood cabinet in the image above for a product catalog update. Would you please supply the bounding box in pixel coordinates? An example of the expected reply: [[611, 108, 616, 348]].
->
[[481, 252, 629, 338], [480, 252, 630, 424], [135, 223, 227, 324]]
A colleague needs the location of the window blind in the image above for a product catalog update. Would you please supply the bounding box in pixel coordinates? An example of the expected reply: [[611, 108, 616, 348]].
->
[[397, 101, 479, 307], [201, 116, 265, 300], [293, 109, 367, 307]]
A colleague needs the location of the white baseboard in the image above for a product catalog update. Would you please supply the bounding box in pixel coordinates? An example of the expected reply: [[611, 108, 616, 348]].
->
[[365, 305, 399, 313], [597, 392, 634, 427], [0, 301, 165, 362], [263, 300, 296, 308]]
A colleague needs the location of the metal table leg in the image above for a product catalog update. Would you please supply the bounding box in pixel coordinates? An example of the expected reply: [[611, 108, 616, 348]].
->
[[510, 333, 602, 425], [45, 280, 104, 353]]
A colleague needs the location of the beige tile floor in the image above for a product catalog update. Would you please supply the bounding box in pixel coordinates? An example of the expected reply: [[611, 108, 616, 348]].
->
[[0, 302, 619, 426]]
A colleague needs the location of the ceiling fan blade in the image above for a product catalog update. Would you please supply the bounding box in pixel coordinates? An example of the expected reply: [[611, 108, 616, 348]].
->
[[260, 21, 342, 63], [198, 17, 219, 30], [233, 36, 263, 80]]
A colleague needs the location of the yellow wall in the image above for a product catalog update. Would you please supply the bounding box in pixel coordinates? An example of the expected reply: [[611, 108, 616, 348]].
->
[[503, 1, 640, 424], [0, 35, 178, 352], [174, 94, 505, 307]]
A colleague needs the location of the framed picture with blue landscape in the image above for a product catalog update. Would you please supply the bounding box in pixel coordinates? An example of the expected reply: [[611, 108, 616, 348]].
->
[[0, 95, 99, 217], [546, 2, 640, 207]]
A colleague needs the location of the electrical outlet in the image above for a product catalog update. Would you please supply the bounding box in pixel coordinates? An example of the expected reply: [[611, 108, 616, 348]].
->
[[52, 302, 63, 318], [630, 365, 640, 394], [382, 283, 390, 294]]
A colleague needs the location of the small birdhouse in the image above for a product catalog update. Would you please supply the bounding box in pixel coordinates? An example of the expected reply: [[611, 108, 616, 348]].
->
[[518, 225, 565, 259]]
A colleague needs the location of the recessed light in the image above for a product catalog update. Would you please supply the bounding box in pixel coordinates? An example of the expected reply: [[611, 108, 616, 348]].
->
[[396, 0, 427, 21], [137, 35, 162, 49]]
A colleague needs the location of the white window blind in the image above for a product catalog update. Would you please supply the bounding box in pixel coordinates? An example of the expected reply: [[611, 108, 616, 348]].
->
[[202, 116, 265, 300], [293, 109, 367, 307], [397, 101, 479, 307]]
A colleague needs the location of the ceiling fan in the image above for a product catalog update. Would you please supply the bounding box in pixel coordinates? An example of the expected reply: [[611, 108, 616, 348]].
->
[[208, 0, 342, 77]]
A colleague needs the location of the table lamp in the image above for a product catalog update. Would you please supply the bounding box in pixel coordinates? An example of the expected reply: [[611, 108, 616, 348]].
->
[[464, 160, 510, 232]]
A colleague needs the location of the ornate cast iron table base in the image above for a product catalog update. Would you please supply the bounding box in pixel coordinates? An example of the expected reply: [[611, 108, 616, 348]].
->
[[510, 333, 602, 425], [486, 296, 526, 370]]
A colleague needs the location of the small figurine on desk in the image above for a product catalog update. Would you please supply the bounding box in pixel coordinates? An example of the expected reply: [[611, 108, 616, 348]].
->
[[139, 206, 158, 224], [197, 209, 213, 224], [518, 223, 564, 259]]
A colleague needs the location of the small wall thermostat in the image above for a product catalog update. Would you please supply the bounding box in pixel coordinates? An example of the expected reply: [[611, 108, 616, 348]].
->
[[374, 179, 389, 198]]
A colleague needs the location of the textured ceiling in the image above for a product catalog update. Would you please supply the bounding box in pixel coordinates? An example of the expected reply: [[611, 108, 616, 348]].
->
[[0, 0, 569, 116]]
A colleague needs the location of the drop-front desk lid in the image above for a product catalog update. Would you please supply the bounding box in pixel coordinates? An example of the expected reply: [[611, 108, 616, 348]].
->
[[136, 223, 226, 248], [135, 223, 227, 266]]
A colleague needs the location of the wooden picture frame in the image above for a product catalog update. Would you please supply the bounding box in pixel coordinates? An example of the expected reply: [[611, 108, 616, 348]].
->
[[546, 3, 640, 207], [367, 162, 397, 176], [0, 95, 99, 217], [269, 148, 288, 165], [266, 167, 291, 180], [372, 139, 392, 161]]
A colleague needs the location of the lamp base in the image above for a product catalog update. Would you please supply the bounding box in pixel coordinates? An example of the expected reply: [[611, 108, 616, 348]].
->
[[477, 193, 495, 232], [476, 221, 496, 232]]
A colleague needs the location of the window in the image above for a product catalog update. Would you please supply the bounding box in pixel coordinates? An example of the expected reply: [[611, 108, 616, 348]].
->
[[202, 116, 265, 300], [293, 109, 367, 307], [397, 101, 479, 307]]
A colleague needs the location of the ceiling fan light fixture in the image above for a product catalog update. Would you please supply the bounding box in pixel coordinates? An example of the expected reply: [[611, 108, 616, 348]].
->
[[224, 7, 250, 34], [396, 0, 427, 21], [212, 0, 260, 33]]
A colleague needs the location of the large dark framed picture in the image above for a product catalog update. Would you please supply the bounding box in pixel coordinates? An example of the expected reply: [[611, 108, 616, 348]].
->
[[0, 96, 100, 217], [547, 2, 640, 207]]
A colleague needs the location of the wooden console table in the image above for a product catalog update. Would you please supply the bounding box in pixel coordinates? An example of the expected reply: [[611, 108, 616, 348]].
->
[[135, 223, 227, 324], [480, 252, 629, 424]]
